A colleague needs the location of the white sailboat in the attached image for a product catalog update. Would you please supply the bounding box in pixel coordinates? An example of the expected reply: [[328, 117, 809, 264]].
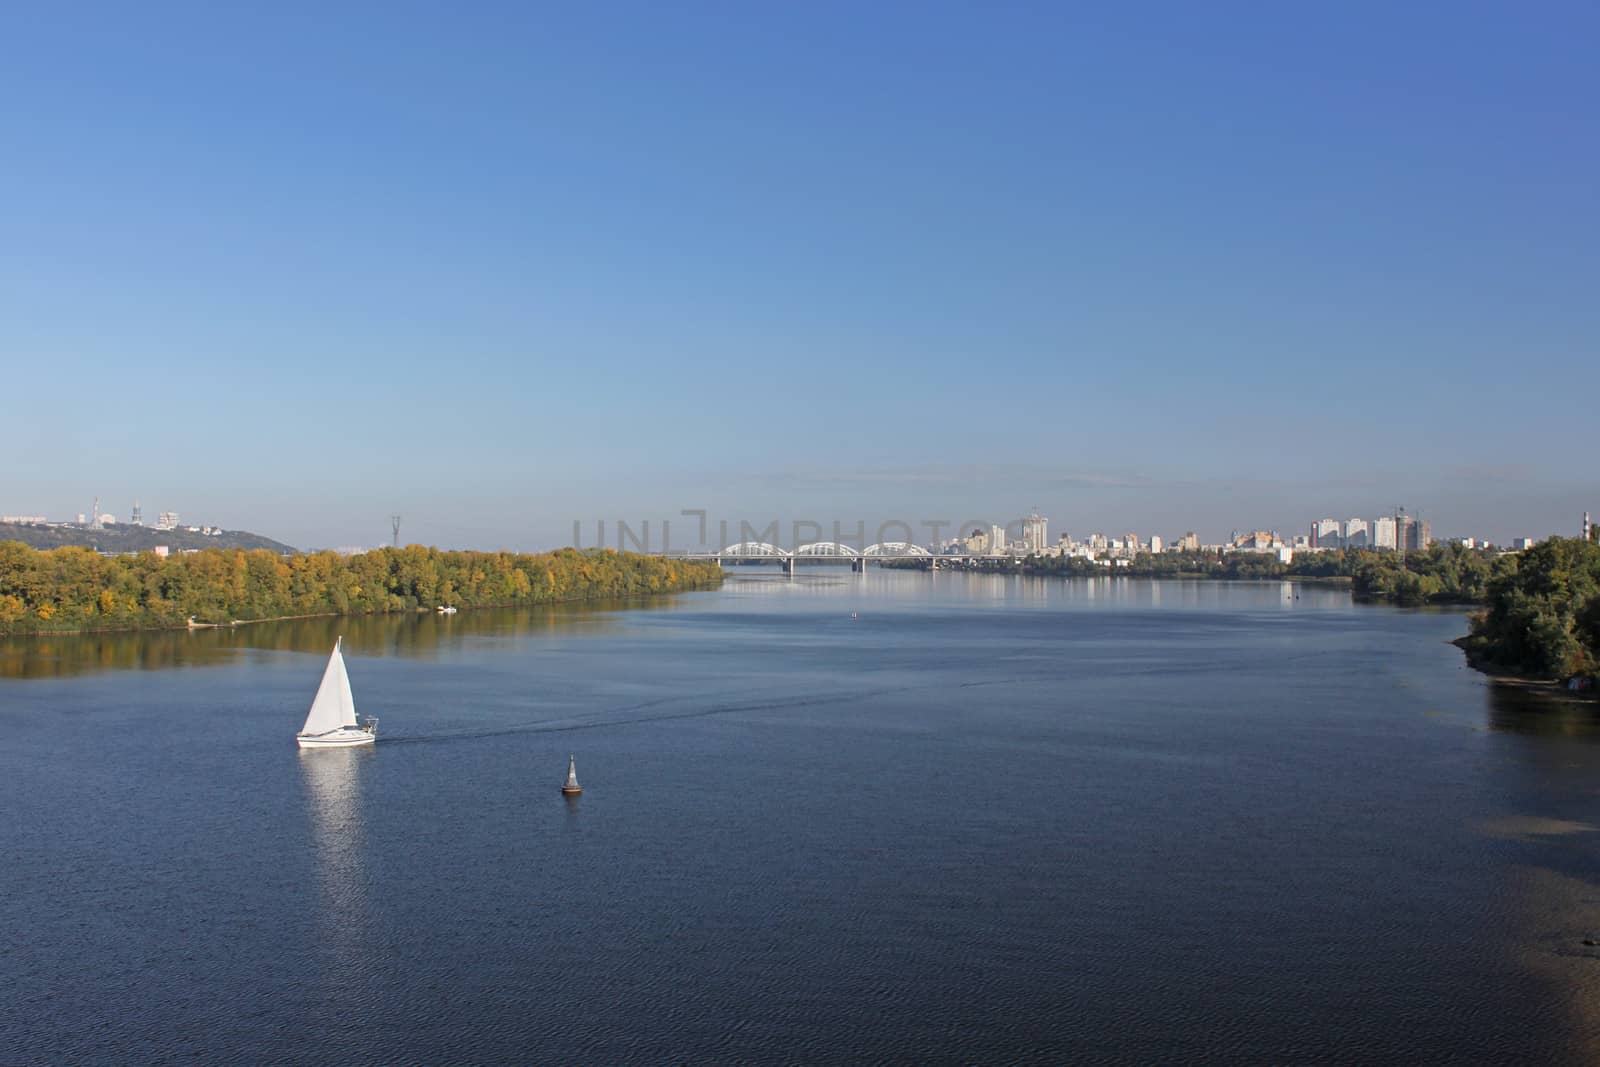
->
[[296, 637, 378, 748], [561, 754, 582, 795]]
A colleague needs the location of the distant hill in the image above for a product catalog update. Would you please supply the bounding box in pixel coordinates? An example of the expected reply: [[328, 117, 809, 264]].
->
[[0, 522, 299, 555]]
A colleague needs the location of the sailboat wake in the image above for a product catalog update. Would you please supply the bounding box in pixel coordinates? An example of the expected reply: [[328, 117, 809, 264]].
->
[[378, 678, 1011, 746]]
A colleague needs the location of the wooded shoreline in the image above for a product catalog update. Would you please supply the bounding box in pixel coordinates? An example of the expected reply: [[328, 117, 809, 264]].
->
[[0, 542, 725, 637]]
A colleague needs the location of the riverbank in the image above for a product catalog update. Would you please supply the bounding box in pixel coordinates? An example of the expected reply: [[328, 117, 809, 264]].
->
[[1491, 675, 1599, 701], [11, 610, 344, 637], [4, 584, 722, 638], [1452, 634, 1600, 700]]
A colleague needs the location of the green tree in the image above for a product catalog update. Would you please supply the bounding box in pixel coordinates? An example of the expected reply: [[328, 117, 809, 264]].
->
[[1461, 538, 1600, 678]]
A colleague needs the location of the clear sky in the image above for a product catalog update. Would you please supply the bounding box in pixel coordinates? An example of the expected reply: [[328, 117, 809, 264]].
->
[[2, 2, 1595, 550]]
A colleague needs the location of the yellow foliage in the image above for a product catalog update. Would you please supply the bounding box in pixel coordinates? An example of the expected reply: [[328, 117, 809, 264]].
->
[[0, 541, 722, 633]]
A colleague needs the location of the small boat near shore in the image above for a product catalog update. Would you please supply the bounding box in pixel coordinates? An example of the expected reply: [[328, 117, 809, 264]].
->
[[437, 605, 457, 614], [296, 637, 379, 748]]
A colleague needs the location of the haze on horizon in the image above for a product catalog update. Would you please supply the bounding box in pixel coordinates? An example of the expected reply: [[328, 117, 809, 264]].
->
[[2, 3, 1595, 552]]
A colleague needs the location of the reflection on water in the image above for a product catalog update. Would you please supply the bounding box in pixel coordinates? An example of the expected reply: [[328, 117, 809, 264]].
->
[[299, 747, 375, 976], [1480, 703, 1600, 1065], [0, 597, 685, 680], [721, 571, 1342, 611], [1487, 682, 1600, 737]]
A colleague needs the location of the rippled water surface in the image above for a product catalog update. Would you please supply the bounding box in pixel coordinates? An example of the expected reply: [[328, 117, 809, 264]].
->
[[5, 573, 1600, 1063]]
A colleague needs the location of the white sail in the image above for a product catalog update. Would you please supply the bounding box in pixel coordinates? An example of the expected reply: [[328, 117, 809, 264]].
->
[[301, 638, 358, 736]]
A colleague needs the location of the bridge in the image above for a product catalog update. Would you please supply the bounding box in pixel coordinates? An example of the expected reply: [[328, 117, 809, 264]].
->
[[664, 541, 995, 574]]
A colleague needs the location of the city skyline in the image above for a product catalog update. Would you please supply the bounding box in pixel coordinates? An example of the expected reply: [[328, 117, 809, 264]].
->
[[2, 5, 1595, 550], [2, 490, 1583, 556]]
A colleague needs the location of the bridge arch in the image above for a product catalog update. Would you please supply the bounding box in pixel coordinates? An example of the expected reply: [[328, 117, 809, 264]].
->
[[862, 542, 932, 557], [719, 541, 790, 558], [794, 541, 861, 558]]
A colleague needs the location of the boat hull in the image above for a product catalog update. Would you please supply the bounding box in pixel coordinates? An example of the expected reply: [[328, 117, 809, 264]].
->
[[297, 729, 376, 748]]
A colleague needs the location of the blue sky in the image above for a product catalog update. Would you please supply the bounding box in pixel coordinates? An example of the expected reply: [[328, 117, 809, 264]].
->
[[2, 2, 1595, 549]]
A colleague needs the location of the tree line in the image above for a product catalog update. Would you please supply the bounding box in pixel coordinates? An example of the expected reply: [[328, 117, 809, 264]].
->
[[1014, 543, 1498, 603], [0, 543, 724, 634], [1457, 537, 1600, 680]]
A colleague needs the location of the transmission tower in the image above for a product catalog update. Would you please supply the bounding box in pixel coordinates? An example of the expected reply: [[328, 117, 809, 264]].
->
[[390, 514, 402, 548]]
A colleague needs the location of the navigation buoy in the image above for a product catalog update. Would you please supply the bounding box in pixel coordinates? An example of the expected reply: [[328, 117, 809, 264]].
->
[[561, 754, 582, 795]]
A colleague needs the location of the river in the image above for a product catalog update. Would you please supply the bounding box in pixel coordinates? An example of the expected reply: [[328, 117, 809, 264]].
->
[[3, 572, 1599, 1063]]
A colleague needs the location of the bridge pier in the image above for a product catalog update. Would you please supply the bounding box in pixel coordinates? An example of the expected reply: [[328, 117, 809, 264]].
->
[[851, 557, 866, 574], [782, 556, 795, 577], [928, 555, 939, 572]]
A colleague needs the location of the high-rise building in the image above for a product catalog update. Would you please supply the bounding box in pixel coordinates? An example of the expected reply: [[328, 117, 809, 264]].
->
[[1344, 518, 1370, 548], [989, 525, 1007, 553], [1180, 531, 1199, 552], [1403, 518, 1432, 552], [1149, 534, 1163, 554], [157, 511, 179, 531], [1373, 516, 1397, 550], [1021, 511, 1048, 554], [1313, 518, 1343, 549]]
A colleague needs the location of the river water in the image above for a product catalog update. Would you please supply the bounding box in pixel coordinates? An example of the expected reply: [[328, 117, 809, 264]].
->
[[4, 572, 1600, 1063]]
